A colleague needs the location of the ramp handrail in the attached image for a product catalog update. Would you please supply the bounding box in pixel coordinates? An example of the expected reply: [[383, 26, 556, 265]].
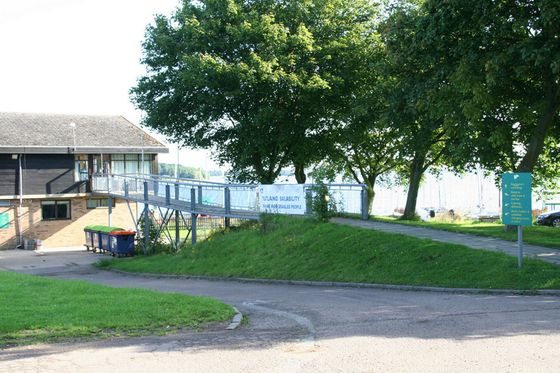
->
[[92, 174, 369, 219]]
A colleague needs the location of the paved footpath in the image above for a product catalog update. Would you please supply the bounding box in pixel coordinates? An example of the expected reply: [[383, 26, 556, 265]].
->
[[332, 217, 560, 265], [1, 250, 560, 372]]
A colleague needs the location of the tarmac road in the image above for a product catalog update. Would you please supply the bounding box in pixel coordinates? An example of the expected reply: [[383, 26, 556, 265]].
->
[[2, 250, 560, 372]]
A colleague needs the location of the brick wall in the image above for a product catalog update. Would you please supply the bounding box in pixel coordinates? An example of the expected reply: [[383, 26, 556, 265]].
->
[[0, 205, 18, 248], [0, 197, 138, 249]]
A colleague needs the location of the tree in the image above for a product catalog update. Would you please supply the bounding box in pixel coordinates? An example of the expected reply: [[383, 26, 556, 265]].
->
[[419, 0, 560, 186], [332, 117, 406, 213], [131, 0, 380, 184], [319, 8, 403, 213], [381, 1, 469, 220]]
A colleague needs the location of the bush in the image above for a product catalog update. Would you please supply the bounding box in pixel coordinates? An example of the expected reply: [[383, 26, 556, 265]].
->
[[311, 183, 338, 222], [137, 210, 165, 255]]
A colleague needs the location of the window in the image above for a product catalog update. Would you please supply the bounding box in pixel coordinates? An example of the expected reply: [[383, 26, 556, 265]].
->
[[111, 154, 153, 175], [0, 212, 9, 229], [92, 155, 103, 174], [125, 154, 140, 174], [86, 198, 115, 209], [141, 156, 152, 175], [74, 155, 89, 181], [41, 200, 71, 220], [111, 154, 125, 174]]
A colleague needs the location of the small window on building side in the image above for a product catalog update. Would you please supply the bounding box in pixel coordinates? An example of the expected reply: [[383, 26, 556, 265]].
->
[[0, 212, 9, 229], [41, 200, 71, 220], [86, 198, 115, 209]]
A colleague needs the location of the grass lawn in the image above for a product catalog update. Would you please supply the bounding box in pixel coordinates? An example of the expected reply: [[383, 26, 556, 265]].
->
[[99, 216, 560, 291], [0, 271, 234, 347], [371, 216, 560, 249]]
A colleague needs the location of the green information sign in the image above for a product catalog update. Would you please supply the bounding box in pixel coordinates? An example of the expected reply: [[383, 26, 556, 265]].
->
[[0, 212, 9, 230], [502, 172, 532, 226]]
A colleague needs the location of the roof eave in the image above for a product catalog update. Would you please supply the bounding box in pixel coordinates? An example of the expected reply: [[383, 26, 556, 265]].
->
[[0, 146, 169, 154]]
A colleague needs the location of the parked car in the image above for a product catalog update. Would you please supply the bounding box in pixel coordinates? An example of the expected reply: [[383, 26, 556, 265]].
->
[[536, 211, 560, 227]]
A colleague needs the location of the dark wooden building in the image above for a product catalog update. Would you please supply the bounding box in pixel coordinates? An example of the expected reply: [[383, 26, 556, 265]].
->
[[0, 112, 168, 249]]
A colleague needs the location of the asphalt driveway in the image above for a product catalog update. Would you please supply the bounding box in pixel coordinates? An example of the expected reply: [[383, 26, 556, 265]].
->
[[1, 250, 560, 372], [332, 217, 560, 265]]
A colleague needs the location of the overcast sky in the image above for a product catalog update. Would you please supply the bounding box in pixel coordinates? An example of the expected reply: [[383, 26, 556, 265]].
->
[[0, 0, 217, 169]]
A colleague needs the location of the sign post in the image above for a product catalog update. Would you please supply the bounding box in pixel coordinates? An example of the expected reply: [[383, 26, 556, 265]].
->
[[501, 172, 532, 269]]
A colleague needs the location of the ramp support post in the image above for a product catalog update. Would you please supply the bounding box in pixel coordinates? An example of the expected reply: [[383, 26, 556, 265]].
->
[[305, 188, 313, 215], [191, 187, 197, 245], [108, 195, 113, 227], [224, 187, 231, 228], [165, 184, 171, 206], [175, 210, 180, 251], [143, 181, 150, 254]]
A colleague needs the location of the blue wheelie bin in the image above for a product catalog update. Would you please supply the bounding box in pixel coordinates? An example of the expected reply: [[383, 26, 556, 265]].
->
[[84, 226, 96, 251], [109, 230, 136, 257], [84, 225, 105, 252], [84, 225, 124, 254]]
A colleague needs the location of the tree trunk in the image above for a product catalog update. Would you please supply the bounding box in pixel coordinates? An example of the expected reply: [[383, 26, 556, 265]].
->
[[346, 165, 378, 215], [294, 162, 306, 184], [366, 186, 375, 215], [517, 79, 558, 172], [508, 81, 558, 231], [364, 174, 378, 215], [402, 153, 426, 220]]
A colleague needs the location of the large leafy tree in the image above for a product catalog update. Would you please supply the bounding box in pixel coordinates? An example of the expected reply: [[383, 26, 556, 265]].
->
[[132, 0, 379, 183], [319, 9, 403, 212], [381, 1, 469, 219], [419, 0, 560, 187], [331, 114, 406, 213]]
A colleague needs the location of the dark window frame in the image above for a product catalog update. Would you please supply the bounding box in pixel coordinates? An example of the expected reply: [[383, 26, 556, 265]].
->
[[41, 200, 71, 221], [74, 155, 89, 182], [86, 198, 115, 209]]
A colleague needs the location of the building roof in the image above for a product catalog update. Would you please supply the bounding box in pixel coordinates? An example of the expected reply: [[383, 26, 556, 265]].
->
[[0, 112, 169, 154]]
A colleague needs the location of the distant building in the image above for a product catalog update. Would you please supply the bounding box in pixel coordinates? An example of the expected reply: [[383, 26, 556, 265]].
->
[[0, 112, 168, 249]]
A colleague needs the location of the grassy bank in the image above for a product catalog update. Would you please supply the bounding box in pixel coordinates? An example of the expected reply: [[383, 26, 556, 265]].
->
[[0, 271, 234, 347], [100, 216, 560, 291], [371, 216, 560, 249]]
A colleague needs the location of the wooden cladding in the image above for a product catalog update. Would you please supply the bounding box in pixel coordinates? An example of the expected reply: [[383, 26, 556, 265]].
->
[[0, 154, 84, 196]]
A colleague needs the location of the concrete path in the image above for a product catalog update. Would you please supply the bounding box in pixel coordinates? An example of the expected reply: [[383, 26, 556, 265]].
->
[[332, 217, 560, 265], [2, 250, 560, 372]]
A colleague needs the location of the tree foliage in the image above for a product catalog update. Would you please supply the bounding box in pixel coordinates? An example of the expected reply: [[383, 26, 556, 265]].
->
[[381, 1, 470, 219], [420, 0, 560, 186], [132, 0, 380, 184], [133, 0, 560, 215], [317, 6, 405, 212], [376, 0, 560, 218]]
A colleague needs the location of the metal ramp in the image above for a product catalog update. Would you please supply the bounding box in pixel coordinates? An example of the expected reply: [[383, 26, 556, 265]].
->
[[92, 174, 367, 251], [93, 174, 259, 219]]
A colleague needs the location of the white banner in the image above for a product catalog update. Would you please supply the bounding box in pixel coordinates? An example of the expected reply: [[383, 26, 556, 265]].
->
[[259, 184, 306, 215]]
